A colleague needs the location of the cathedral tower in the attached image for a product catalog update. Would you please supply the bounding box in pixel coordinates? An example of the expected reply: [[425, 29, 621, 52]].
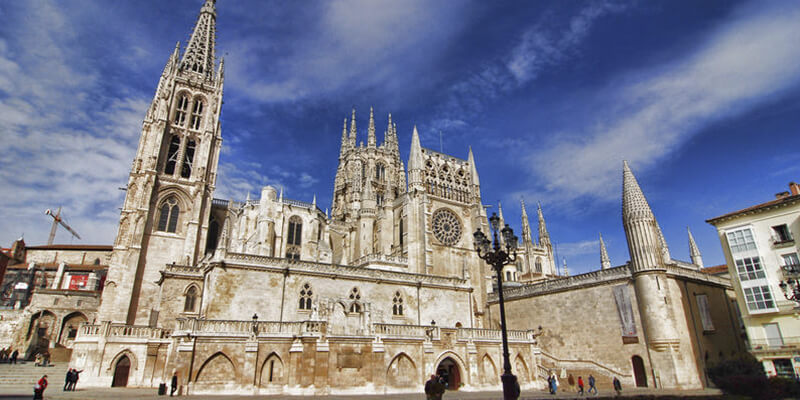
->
[[98, 0, 224, 325]]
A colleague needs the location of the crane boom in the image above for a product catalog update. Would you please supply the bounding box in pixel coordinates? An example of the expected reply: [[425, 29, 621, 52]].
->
[[45, 207, 81, 244]]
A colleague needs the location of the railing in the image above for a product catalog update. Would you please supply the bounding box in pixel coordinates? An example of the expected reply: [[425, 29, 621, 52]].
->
[[749, 336, 800, 350], [374, 323, 438, 339], [781, 263, 800, 274], [539, 350, 631, 378], [175, 318, 326, 336], [282, 198, 324, 214], [76, 323, 172, 339], [79, 324, 101, 336], [491, 266, 632, 302], [456, 328, 533, 342], [352, 253, 409, 268], [165, 263, 203, 274]]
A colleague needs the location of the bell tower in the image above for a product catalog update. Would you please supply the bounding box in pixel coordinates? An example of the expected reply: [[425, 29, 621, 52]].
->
[[98, 0, 224, 325]]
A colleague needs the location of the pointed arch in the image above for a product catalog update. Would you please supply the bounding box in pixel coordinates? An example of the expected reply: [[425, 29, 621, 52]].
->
[[195, 352, 236, 384], [386, 352, 418, 388], [259, 352, 285, 387], [107, 349, 138, 374], [58, 311, 88, 345], [183, 284, 200, 312], [481, 353, 499, 385], [514, 354, 530, 382]]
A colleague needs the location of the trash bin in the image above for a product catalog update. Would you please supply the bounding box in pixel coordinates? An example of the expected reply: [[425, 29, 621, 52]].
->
[[158, 383, 166, 395]]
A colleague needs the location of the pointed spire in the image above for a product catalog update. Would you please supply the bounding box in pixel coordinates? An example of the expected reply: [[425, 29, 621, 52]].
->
[[621, 161, 663, 271], [520, 199, 534, 245], [181, 0, 217, 80], [537, 202, 550, 246], [408, 125, 423, 170], [349, 108, 357, 146], [279, 186, 284, 202], [622, 160, 655, 222], [340, 117, 349, 157], [688, 227, 703, 268], [562, 258, 569, 277], [368, 107, 376, 148], [656, 221, 672, 263], [467, 146, 480, 187], [246, 192, 251, 202], [600, 233, 611, 269]]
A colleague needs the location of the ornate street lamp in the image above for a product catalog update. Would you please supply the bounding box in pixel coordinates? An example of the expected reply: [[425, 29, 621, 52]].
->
[[474, 212, 520, 400]]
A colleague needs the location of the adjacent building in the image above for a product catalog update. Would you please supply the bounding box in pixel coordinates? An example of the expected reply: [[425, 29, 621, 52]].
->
[[707, 181, 800, 378]]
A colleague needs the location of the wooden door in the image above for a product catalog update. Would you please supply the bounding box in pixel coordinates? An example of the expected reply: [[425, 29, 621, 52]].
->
[[112, 356, 131, 387]]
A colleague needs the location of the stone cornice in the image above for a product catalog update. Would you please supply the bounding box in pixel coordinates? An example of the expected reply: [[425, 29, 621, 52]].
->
[[222, 252, 470, 290]]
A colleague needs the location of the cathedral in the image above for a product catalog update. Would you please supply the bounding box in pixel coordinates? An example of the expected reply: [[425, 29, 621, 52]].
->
[[1, 0, 747, 395]]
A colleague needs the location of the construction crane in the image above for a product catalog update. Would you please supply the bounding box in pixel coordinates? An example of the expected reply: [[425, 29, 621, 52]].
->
[[45, 207, 81, 245]]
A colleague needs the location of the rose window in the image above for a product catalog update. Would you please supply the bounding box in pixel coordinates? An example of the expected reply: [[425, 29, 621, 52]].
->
[[432, 209, 462, 246]]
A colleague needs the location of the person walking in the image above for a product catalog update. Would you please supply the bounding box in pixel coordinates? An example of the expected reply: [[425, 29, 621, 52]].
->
[[613, 376, 622, 396], [170, 373, 178, 396], [588, 374, 597, 395], [11, 349, 18, 364], [577, 376, 585, 396], [550, 372, 559, 395], [425, 374, 445, 400], [63, 369, 73, 391], [33, 375, 48, 400], [70, 369, 83, 391], [567, 373, 575, 392]]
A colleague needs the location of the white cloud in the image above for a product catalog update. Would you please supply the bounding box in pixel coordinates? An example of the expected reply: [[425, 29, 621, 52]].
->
[[557, 239, 600, 258], [528, 0, 800, 204]]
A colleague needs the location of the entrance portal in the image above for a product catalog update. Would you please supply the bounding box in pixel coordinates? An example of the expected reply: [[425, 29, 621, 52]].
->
[[632, 355, 647, 387], [436, 357, 461, 391], [112, 356, 131, 387]]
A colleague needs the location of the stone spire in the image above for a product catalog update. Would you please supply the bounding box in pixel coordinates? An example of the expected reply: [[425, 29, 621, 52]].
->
[[181, 0, 217, 80], [600, 233, 611, 269], [520, 199, 534, 245], [349, 108, 357, 146], [537, 202, 550, 247], [408, 126, 424, 191], [562, 258, 569, 277], [340, 117, 349, 158], [384, 113, 393, 149], [688, 227, 703, 269], [656, 221, 672, 264], [621, 160, 662, 272], [497, 202, 506, 247], [468, 146, 480, 187], [367, 107, 376, 148]]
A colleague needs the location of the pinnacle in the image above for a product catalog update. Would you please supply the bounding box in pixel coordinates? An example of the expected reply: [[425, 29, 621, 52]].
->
[[622, 160, 654, 223]]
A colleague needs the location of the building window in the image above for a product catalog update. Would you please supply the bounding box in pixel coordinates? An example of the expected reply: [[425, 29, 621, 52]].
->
[[350, 303, 361, 313], [696, 294, 715, 332], [349, 287, 361, 301], [535, 257, 542, 273], [392, 291, 403, 316], [184, 286, 198, 312], [375, 163, 386, 181], [764, 323, 784, 347], [726, 228, 757, 253], [782, 253, 800, 273], [299, 283, 312, 310], [180, 139, 196, 178], [772, 224, 793, 243], [287, 216, 302, 246], [190, 99, 204, 130], [174, 94, 189, 126], [157, 197, 180, 233], [399, 219, 404, 247], [743, 286, 776, 312], [164, 135, 181, 175], [376, 193, 384, 206], [735, 257, 766, 281]]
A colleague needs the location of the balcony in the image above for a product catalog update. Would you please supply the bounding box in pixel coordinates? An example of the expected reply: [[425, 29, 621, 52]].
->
[[781, 263, 800, 275], [748, 336, 800, 351]]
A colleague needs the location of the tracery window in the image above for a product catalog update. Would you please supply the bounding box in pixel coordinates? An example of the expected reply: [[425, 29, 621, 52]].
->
[[157, 197, 180, 233], [180, 139, 196, 178], [375, 163, 386, 181], [392, 291, 403, 316], [349, 287, 361, 301], [174, 94, 189, 126], [535, 257, 542, 273], [184, 286, 198, 312], [348, 287, 361, 313], [286, 216, 302, 260], [164, 135, 181, 175], [190, 99, 204, 130], [299, 283, 312, 310]]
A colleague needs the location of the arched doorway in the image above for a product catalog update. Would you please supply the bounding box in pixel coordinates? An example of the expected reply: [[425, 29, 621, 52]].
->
[[436, 357, 462, 391], [112, 356, 131, 387], [632, 355, 647, 387]]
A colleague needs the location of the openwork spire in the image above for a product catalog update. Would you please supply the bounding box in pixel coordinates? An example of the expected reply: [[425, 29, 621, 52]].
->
[[181, 0, 217, 80], [537, 202, 550, 246], [622, 160, 655, 223], [688, 227, 703, 268], [349, 108, 357, 146], [600, 233, 611, 269], [520, 199, 534, 245], [368, 107, 376, 148]]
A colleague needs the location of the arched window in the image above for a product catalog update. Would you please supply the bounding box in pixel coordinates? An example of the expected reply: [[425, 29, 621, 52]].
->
[[286, 216, 302, 260], [206, 219, 219, 253], [535, 257, 542, 273], [164, 135, 181, 175], [506, 271, 512, 281], [174, 94, 189, 126], [190, 99, 204, 130], [375, 163, 386, 181], [392, 291, 403, 316], [180, 138, 197, 178], [350, 303, 361, 313], [157, 197, 180, 233], [299, 283, 312, 310], [184, 286, 198, 312]]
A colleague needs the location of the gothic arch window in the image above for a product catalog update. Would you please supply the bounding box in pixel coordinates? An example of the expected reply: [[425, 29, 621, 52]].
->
[[392, 291, 403, 316], [164, 135, 181, 175], [299, 283, 312, 310], [206, 218, 220, 253], [350, 302, 361, 313], [190, 99, 204, 130], [286, 216, 302, 260], [375, 163, 386, 181], [535, 257, 542, 273], [184, 285, 198, 312], [180, 138, 197, 178], [157, 197, 180, 233], [174, 94, 189, 126], [348, 287, 361, 313]]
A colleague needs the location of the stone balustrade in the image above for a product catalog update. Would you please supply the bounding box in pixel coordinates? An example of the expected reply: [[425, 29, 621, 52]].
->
[[352, 253, 409, 268], [456, 327, 533, 342], [76, 323, 172, 340], [373, 323, 439, 339], [175, 318, 326, 336]]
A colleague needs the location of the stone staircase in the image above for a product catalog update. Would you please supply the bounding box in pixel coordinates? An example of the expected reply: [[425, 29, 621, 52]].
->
[[0, 361, 71, 392]]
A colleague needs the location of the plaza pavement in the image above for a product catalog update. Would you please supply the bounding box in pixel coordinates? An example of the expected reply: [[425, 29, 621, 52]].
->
[[0, 387, 723, 399]]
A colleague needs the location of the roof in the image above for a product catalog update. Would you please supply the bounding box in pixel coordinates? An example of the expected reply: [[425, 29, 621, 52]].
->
[[24, 244, 113, 251], [706, 193, 800, 225], [701, 264, 729, 275]]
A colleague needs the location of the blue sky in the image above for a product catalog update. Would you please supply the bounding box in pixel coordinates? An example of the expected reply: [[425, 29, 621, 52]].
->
[[1, 0, 799, 274]]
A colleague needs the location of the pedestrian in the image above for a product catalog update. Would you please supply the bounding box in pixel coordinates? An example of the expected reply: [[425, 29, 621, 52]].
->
[[64, 369, 73, 391], [578, 376, 585, 396], [568, 373, 575, 392], [33, 374, 48, 400], [425, 374, 445, 400], [588, 374, 597, 395], [550, 372, 559, 395], [0, 347, 6, 362], [11, 349, 18, 364], [70, 369, 83, 391], [171, 373, 178, 397], [613, 376, 622, 396]]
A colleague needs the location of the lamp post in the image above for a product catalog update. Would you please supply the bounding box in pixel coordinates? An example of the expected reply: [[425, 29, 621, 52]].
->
[[474, 212, 519, 400]]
